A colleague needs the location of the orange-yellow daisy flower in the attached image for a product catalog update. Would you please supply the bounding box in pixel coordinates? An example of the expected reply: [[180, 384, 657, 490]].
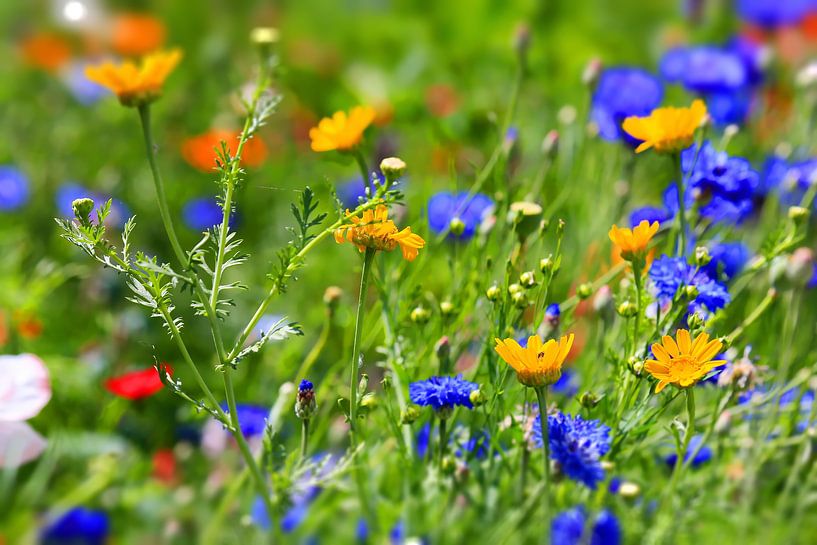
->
[[334, 204, 425, 261], [645, 329, 725, 393], [85, 49, 182, 106], [608, 220, 659, 261], [309, 106, 376, 152], [494, 334, 574, 388], [622, 99, 708, 154]]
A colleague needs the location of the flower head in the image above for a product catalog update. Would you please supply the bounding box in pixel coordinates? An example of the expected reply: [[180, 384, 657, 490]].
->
[[427, 191, 494, 239], [664, 435, 712, 467], [309, 106, 375, 152], [0, 166, 30, 211], [219, 403, 269, 437], [551, 507, 621, 545], [622, 99, 707, 154], [85, 49, 182, 106], [334, 204, 425, 261], [111, 13, 166, 56], [295, 379, 317, 420], [608, 220, 659, 261], [409, 375, 479, 414], [0, 354, 51, 422], [19, 32, 71, 72], [104, 365, 171, 400], [41, 507, 109, 545], [181, 129, 267, 172], [591, 67, 663, 144], [494, 334, 574, 388], [649, 255, 730, 315], [645, 329, 725, 393], [182, 197, 237, 231], [533, 411, 611, 489]]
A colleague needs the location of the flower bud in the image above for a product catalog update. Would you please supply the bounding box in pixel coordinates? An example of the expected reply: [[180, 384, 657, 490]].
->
[[508, 283, 524, 296], [592, 285, 613, 314], [508, 201, 543, 242], [618, 482, 641, 499], [359, 392, 377, 410], [511, 290, 529, 308], [379, 157, 406, 182], [683, 285, 699, 299], [519, 271, 537, 288], [449, 217, 466, 237], [617, 301, 637, 317], [579, 391, 600, 408], [513, 23, 531, 60], [556, 218, 566, 237], [582, 57, 603, 88], [694, 246, 711, 267], [435, 336, 451, 361], [539, 256, 554, 274], [486, 284, 501, 301], [358, 373, 369, 393], [72, 197, 95, 226], [295, 379, 317, 419], [381, 375, 392, 390], [686, 311, 705, 331], [576, 283, 593, 300], [628, 357, 643, 376], [541, 130, 559, 158], [788, 205, 810, 223], [401, 405, 420, 424], [410, 306, 431, 324], [440, 300, 455, 316], [441, 455, 456, 474], [544, 303, 561, 327], [250, 27, 279, 46], [469, 388, 487, 407]]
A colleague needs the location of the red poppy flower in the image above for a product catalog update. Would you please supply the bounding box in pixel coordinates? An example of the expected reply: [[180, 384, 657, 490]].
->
[[152, 448, 177, 484], [104, 365, 172, 400], [181, 129, 268, 172]]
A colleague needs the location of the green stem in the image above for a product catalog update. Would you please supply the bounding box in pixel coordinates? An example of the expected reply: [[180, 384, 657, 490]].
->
[[301, 419, 310, 459], [632, 260, 643, 355], [533, 386, 551, 530], [668, 389, 696, 500], [725, 289, 776, 345], [438, 417, 448, 469], [673, 153, 686, 256], [353, 149, 371, 195], [349, 248, 376, 437]]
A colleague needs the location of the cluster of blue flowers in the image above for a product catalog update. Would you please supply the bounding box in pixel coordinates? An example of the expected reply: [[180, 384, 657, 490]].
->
[[649, 255, 731, 315], [427, 191, 494, 239], [736, 0, 817, 28], [0, 166, 30, 211], [532, 411, 611, 489], [664, 435, 713, 468], [590, 67, 663, 145], [551, 506, 621, 545], [761, 155, 817, 209], [182, 197, 237, 231], [409, 375, 479, 411], [219, 403, 269, 437], [41, 507, 109, 545]]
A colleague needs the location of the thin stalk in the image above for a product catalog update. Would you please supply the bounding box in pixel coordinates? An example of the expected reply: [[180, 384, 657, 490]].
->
[[533, 386, 551, 530], [631, 260, 643, 356], [301, 419, 310, 459], [725, 289, 776, 345], [438, 417, 448, 469], [666, 389, 696, 502], [673, 153, 686, 256], [349, 248, 376, 437], [353, 149, 372, 194]]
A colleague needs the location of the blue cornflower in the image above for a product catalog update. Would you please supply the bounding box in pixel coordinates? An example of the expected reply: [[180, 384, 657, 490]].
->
[[0, 166, 30, 211], [409, 375, 479, 412], [41, 507, 110, 545], [736, 0, 817, 28], [453, 428, 491, 459], [427, 191, 494, 239], [704, 88, 754, 126], [356, 518, 369, 543], [545, 303, 561, 326], [416, 422, 432, 458], [56, 182, 130, 228], [649, 255, 730, 315], [182, 197, 237, 231], [532, 411, 611, 489], [551, 368, 580, 398], [590, 67, 663, 144], [220, 403, 268, 437], [551, 507, 622, 545], [660, 46, 747, 94], [390, 520, 405, 545], [703, 242, 751, 281], [61, 61, 109, 105], [760, 155, 817, 207], [664, 435, 713, 468], [629, 205, 672, 227]]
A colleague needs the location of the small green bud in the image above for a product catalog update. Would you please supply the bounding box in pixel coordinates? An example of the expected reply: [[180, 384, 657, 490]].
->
[[441, 455, 456, 474], [683, 285, 699, 299], [401, 405, 421, 424], [618, 481, 641, 499], [508, 283, 524, 296], [541, 130, 559, 158], [381, 375, 392, 390], [694, 246, 711, 267], [556, 218, 566, 237], [627, 357, 643, 376], [449, 217, 466, 237], [511, 290, 529, 308], [617, 301, 637, 317], [519, 271, 537, 288], [686, 312, 705, 331], [788, 205, 810, 223], [72, 198, 95, 226], [358, 373, 369, 393], [539, 256, 554, 274], [579, 391, 600, 408], [379, 157, 406, 182], [469, 388, 487, 407], [486, 284, 501, 301], [359, 392, 377, 410], [435, 336, 451, 361], [440, 300, 455, 316], [410, 306, 431, 324], [576, 283, 593, 300], [507, 201, 543, 241]]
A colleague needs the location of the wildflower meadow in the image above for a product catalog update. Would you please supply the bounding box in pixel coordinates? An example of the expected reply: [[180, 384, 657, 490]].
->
[[4, 1, 817, 543]]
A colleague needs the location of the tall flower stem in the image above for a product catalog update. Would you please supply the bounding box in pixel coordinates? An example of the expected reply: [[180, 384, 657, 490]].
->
[[353, 149, 372, 195], [349, 248, 376, 437], [672, 152, 686, 256], [631, 260, 643, 355], [301, 419, 310, 459], [666, 388, 696, 502], [438, 416, 448, 469], [533, 386, 551, 530]]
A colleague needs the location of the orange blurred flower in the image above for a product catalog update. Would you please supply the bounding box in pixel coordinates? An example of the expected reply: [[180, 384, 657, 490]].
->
[[426, 84, 459, 118], [623, 100, 708, 154], [309, 106, 375, 152], [85, 49, 181, 106], [19, 33, 71, 72], [111, 13, 166, 57], [608, 220, 659, 261], [181, 129, 268, 172], [14, 312, 43, 340]]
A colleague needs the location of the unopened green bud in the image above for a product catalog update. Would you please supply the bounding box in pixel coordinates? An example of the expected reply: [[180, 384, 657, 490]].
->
[[410, 306, 431, 324], [683, 285, 699, 299], [618, 481, 641, 499], [381, 375, 392, 390], [359, 392, 377, 410], [440, 300, 455, 316], [449, 217, 466, 237], [617, 301, 637, 317], [441, 455, 456, 474], [556, 218, 566, 237], [511, 290, 529, 308], [519, 271, 537, 288], [486, 284, 501, 301], [401, 405, 421, 424], [358, 373, 369, 393], [539, 256, 554, 274], [72, 198, 95, 226], [580, 391, 600, 408], [508, 283, 524, 296], [380, 157, 406, 182], [686, 312, 705, 331], [576, 283, 593, 300], [788, 205, 810, 223], [694, 246, 711, 267], [469, 388, 487, 407], [435, 336, 451, 361], [508, 201, 543, 241], [628, 357, 643, 376]]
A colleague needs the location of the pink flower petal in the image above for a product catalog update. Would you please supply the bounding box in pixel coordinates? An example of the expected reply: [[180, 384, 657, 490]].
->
[[0, 353, 52, 421], [0, 421, 47, 467]]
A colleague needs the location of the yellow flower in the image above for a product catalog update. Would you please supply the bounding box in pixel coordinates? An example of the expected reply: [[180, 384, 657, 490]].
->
[[334, 204, 425, 261], [309, 106, 376, 152], [645, 329, 725, 393], [622, 99, 707, 154], [608, 220, 659, 261], [85, 49, 182, 106], [494, 334, 574, 388]]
